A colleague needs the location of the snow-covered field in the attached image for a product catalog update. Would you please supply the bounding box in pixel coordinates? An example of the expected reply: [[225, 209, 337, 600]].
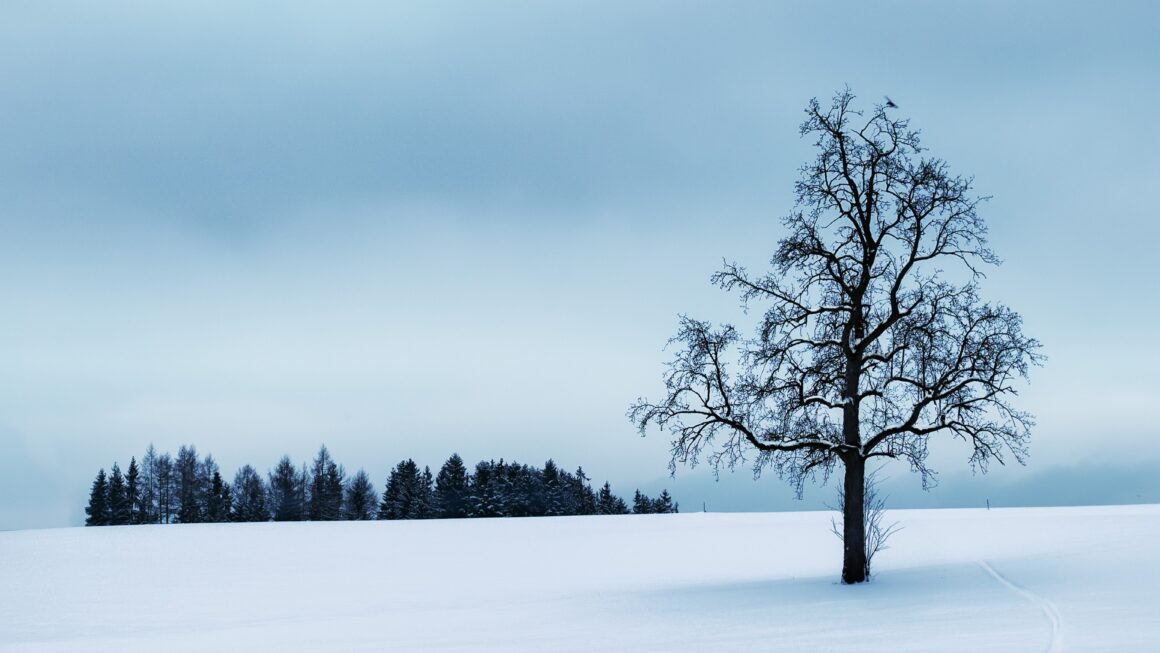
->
[[1, 505, 1157, 652]]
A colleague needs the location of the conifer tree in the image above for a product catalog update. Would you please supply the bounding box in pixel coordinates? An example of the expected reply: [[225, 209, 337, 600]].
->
[[175, 445, 203, 524], [433, 453, 469, 518], [418, 466, 435, 519], [538, 459, 566, 517], [632, 490, 654, 515], [379, 459, 428, 519], [298, 461, 311, 521], [140, 445, 160, 524], [652, 489, 678, 514], [570, 467, 598, 516], [596, 482, 629, 515], [324, 460, 345, 519], [467, 460, 503, 517], [343, 469, 377, 520], [486, 459, 514, 517], [108, 463, 130, 525], [125, 457, 140, 524], [205, 470, 231, 522], [231, 465, 269, 522], [198, 454, 220, 520], [309, 445, 345, 521], [308, 446, 330, 520], [269, 456, 304, 521], [156, 452, 174, 524], [507, 462, 537, 517], [85, 468, 111, 526]]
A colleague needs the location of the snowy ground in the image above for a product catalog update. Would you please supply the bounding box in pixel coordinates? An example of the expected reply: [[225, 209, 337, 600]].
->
[[1, 505, 1157, 652]]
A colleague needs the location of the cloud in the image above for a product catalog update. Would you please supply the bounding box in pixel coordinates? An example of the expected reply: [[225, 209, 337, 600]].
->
[[1, 1, 1158, 529]]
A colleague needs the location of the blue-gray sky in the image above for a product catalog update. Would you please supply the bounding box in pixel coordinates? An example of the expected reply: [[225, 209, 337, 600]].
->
[[2, 1, 1158, 529]]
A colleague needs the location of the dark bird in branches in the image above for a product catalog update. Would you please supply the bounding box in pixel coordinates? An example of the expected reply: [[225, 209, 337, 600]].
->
[[884, 96, 897, 108]]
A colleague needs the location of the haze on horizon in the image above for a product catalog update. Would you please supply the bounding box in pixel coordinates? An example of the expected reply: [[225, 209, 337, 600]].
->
[[2, 1, 1158, 530]]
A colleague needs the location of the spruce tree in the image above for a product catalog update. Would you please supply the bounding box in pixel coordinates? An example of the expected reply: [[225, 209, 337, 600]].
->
[[205, 470, 231, 522], [570, 467, 597, 516], [379, 459, 409, 520], [308, 446, 329, 520], [507, 462, 537, 517], [540, 459, 564, 516], [434, 453, 470, 518], [85, 468, 111, 526], [379, 459, 427, 520], [125, 457, 140, 524], [108, 463, 130, 525], [418, 466, 435, 519], [467, 460, 503, 518], [652, 489, 677, 514], [554, 466, 578, 515], [269, 456, 303, 521], [343, 469, 377, 520], [596, 482, 629, 515], [632, 490, 654, 514], [325, 460, 345, 520]]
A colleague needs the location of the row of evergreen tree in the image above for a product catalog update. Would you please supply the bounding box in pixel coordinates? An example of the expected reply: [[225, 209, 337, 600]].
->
[[84, 444, 677, 526]]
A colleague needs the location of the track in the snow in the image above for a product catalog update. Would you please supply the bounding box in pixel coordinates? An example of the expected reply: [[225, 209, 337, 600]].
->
[[980, 560, 1063, 653]]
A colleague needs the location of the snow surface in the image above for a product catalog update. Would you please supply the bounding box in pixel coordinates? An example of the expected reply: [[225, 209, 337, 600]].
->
[[1, 505, 1157, 652]]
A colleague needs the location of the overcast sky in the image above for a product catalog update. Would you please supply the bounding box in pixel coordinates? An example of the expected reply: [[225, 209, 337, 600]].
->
[[2, 1, 1158, 529]]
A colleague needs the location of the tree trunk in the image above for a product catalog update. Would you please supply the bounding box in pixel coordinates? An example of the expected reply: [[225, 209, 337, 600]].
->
[[841, 453, 868, 584], [841, 345, 868, 584]]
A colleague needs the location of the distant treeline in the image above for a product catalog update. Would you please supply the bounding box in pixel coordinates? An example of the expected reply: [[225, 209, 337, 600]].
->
[[83, 444, 677, 526]]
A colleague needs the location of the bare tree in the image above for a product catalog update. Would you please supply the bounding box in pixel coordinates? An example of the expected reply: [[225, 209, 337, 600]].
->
[[630, 89, 1041, 584]]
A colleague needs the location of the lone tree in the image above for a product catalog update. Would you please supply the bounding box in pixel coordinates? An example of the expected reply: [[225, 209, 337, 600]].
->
[[630, 90, 1041, 584]]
